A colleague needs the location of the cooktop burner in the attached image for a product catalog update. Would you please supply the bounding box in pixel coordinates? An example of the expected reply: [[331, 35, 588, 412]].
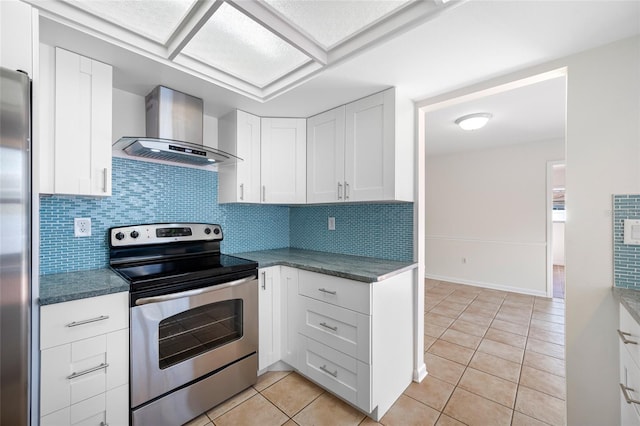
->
[[115, 254, 257, 284], [108, 223, 258, 296]]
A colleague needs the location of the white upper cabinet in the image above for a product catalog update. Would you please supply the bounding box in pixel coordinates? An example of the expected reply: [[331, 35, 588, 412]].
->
[[307, 88, 414, 203], [40, 47, 113, 196], [307, 106, 346, 203], [218, 110, 261, 203], [261, 117, 306, 204], [0, 0, 35, 75]]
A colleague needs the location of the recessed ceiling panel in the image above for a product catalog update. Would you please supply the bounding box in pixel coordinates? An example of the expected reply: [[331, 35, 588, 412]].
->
[[181, 2, 311, 88], [263, 0, 414, 49], [63, 0, 196, 44]]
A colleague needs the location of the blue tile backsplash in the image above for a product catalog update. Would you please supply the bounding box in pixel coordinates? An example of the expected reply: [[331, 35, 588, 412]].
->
[[613, 194, 640, 289], [40, 157, 414, 275], [40, 158, 289, 274], [289, 203, 413, 261]]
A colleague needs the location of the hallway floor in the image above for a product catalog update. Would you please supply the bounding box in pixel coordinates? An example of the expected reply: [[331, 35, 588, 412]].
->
[[185, 279, 566, 426]]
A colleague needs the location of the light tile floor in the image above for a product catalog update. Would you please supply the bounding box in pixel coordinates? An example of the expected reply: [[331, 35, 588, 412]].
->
[[185, 279, 566, 426]]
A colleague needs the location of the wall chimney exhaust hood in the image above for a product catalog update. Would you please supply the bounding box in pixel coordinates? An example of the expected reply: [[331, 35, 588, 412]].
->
[[113, 86, 240, 166]]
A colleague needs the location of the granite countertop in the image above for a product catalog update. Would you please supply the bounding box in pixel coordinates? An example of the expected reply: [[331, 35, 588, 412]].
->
[[613, 287, 640, 325], [232, 248, 417, 283], [39, 268, 129, 306]]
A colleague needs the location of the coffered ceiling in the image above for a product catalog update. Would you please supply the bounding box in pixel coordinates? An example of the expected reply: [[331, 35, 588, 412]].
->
[[28, 0, 456, 101]]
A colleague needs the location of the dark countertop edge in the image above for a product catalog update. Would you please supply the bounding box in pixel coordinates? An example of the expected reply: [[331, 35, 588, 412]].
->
[[234, 250, 418, 283], [264, 260, 417, 282], [38, 268, 129, 306], [39, 286, 129, 306], [613, 287, 640, 324]]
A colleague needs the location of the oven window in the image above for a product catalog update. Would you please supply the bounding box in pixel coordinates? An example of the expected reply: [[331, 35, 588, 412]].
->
[[158, 299, 243, 369]]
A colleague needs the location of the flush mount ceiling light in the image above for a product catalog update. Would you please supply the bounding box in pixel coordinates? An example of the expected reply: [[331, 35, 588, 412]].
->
[[455, 113, 493, 131]]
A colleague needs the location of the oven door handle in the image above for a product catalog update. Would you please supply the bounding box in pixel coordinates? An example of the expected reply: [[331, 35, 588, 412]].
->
[[134, 276, 255, 306]]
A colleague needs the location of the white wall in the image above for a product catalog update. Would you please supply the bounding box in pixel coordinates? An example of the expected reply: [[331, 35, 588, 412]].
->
[[425, 139, 564, 295], [564, 35, 639, 426], [418, 35, 640, 425]]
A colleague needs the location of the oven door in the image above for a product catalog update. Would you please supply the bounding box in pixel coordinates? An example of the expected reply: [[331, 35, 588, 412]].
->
[[130, 274, 258, 408]]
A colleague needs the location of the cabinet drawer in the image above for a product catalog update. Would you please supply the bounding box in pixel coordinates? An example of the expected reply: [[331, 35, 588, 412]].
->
[[299, 336, 371, 412], [41, 384, 128, 426], [41, 329, 129, 416], [298, 270, 371, 314], [41, 292, 128, 349], [621, 340, 640, 425], [299, 295, 370, 363], [620, 304, 640, 370]]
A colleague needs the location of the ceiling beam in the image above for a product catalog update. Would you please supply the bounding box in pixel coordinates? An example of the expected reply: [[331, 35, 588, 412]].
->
[[228, 0, 328, 66], [166, 0, 224, 61]]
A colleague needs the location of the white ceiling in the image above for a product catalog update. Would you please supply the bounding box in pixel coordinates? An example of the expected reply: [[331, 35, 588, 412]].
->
[[425, 76, 567, 156], [33, 0, 640, 129]]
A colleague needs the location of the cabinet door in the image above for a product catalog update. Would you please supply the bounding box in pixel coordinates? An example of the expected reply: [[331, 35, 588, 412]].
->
[[258, 266, 281, 371], [280, 267, 299, 368], [236, 110, 261, 203], [261, 118, 306, 204], [54, 48, 112, 196], [344, 89, 394, 202], [307, 106, 345, 203], [0, 0, 34, 74]]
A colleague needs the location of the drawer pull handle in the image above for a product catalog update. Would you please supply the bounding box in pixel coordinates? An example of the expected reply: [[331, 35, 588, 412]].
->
[[320, 365, 338, 378], [67, 362, 109, 380], [66, 315, 109, 328], [618, 329, 638, 345], [337, 182, 343, 200], [319, 322, 338, 332], [621, 383, 640, 405], [318, 288, 337, 295], [239, 183, 244, 201]]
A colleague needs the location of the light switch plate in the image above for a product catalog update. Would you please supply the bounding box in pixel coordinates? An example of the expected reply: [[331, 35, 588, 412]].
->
[[74, 218, 92, 237], [328, 217, 336, 231]]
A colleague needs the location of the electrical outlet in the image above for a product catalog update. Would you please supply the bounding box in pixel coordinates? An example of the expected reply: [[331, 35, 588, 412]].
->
[[328, 217, 336, 231], [74, 218, 92, 237]]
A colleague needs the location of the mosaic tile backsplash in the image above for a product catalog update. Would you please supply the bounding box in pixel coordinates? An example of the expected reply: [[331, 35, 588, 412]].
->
[[614, 194, 640, 289], [289, 203, 413, 261], [41, 158, 414, 275], [40, 158, 289, 274]]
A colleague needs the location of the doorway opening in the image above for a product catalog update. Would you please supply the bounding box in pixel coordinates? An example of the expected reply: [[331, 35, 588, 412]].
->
[[548, 161, 566, 299]]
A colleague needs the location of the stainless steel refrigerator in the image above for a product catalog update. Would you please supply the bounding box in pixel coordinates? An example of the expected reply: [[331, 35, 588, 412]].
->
[[0, 66, 31, 425]]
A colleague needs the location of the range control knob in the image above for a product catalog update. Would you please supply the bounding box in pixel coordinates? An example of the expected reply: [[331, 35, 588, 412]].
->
[[204, 227, 211, 235], [213, 228, 220, 235], [115, 232, 125, 241], [130, 230, 139, 239]]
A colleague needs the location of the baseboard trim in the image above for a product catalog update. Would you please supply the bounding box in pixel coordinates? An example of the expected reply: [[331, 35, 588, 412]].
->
[[424, 273, 547, 297], [413, 363, 427, 383]]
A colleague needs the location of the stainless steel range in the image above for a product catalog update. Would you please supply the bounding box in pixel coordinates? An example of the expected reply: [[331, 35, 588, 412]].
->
[[109, 223, 258, 426]]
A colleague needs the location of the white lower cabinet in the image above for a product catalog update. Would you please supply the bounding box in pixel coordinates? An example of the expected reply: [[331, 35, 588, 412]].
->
[[620, 303, 640, 425], [259, 266, 281, 371], [280, 266, 300, 369], [259, 265, 413, 421], [296, 269, 413, 421], [40, 292, 129, 426]]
